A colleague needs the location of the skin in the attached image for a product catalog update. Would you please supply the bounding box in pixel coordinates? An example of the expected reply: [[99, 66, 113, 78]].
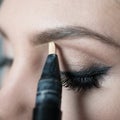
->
[[0, 0, 120, 120]]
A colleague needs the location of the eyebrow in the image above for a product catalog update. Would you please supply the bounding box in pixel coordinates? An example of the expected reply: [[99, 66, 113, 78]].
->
[[0, 25, 120, 48], [31, 26, 120, 48]]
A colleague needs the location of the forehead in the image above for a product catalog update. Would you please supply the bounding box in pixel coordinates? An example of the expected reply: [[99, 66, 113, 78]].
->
[[0, 0, 120, 44]]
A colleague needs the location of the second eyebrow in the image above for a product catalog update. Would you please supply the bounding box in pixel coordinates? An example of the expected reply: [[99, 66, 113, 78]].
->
[[31, 26, 120, 48]]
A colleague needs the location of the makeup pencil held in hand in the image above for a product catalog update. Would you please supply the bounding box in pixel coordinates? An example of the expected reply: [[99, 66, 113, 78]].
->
[[33, 42, 62, 120]]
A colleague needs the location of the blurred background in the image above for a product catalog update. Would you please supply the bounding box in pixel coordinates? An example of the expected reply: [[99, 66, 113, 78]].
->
[[0, 37, 3, 87], [0, 38, 3, 56], [0, 36, 13, 88]]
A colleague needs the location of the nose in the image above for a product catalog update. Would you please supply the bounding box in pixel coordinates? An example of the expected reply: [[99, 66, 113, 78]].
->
[[0, 53, 47, 120]]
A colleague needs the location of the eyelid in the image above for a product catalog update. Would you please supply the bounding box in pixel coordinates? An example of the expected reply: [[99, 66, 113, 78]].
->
[[61, 64, 111, 77]]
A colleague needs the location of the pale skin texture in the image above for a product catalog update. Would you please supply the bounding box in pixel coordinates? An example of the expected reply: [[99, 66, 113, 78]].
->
[[0, 0, 120, 120]]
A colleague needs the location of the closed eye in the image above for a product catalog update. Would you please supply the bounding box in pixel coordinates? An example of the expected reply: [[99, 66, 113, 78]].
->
[[0, 57, 13, 68], [61, 64, 111, 92]]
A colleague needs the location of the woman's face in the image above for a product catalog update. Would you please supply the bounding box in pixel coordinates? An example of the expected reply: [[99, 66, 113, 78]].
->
[[0, 0, 120, 120]]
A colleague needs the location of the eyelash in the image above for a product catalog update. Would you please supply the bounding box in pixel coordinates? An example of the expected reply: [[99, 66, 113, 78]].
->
[[61, 65, 111, 92]]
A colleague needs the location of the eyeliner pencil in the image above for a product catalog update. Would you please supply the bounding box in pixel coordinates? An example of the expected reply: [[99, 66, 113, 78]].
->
[[33, 42, 62, 120]]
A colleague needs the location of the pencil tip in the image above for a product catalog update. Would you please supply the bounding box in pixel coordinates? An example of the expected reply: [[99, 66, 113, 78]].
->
[[48, 42, 56, 54]]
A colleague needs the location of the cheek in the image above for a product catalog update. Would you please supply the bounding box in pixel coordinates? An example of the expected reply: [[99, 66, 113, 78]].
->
[[61, 88, 86, 120], [82, 66, 120, 120], [83, 90, 120, 120]]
